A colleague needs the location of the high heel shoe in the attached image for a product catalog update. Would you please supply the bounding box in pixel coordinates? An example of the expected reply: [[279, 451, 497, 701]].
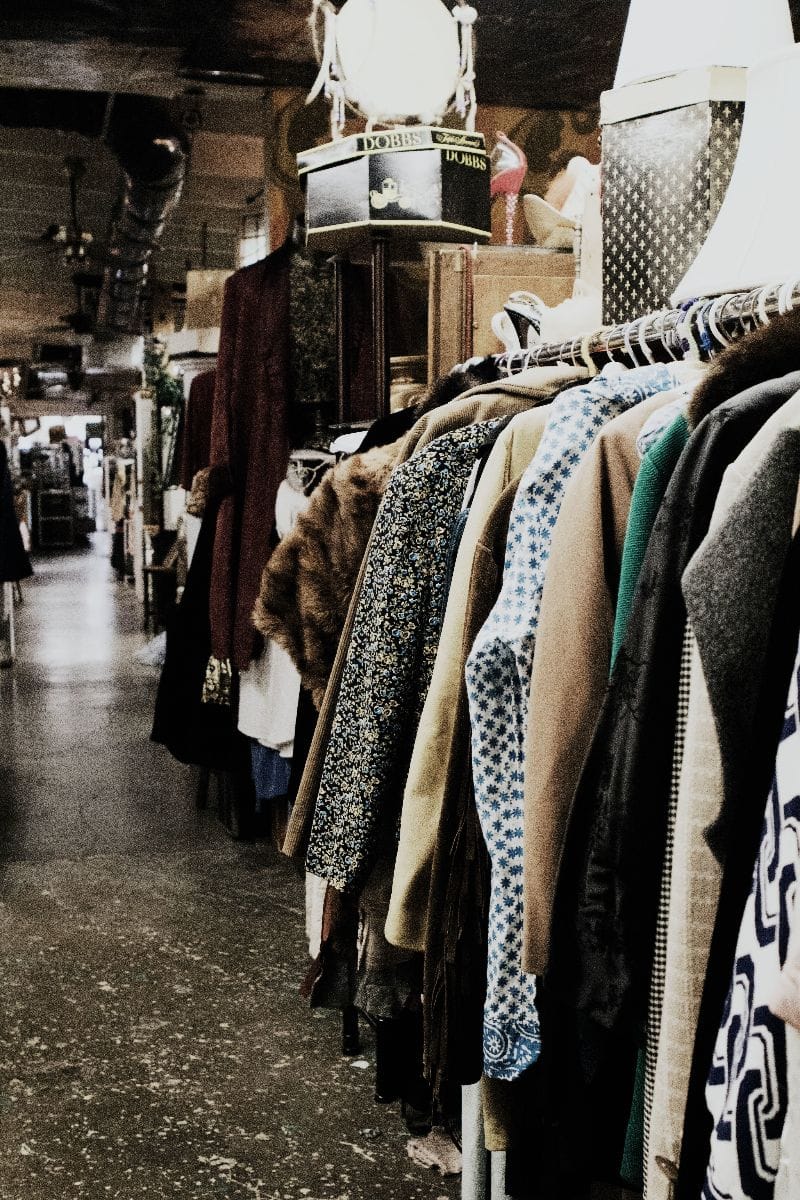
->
[[491, 131, 528, 246], [523, 156, 600, 249]]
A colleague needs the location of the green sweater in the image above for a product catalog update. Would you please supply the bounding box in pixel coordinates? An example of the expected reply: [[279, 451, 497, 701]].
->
[[614, 412, 690, 1188], [612, 413, 690, 668]]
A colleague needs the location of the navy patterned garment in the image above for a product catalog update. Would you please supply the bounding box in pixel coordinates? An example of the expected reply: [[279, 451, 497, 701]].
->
[[464, 363, 683, 1081], [703, 635, 800, 1199]]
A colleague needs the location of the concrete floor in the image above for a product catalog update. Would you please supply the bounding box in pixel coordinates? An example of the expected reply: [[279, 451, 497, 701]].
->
[[0, 539, 459, 1200]]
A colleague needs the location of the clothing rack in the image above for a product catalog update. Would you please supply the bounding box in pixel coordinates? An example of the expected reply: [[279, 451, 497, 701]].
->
[[495, 280, 800, 374]]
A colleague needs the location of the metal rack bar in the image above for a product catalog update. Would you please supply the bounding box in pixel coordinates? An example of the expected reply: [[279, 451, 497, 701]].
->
[[495, 280, 800, 375]]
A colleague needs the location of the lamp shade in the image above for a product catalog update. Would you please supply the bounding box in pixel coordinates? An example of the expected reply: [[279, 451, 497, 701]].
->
[[673, 45, 800, 302], [615, 0, 793, 88], [336, 0, 461, 125]]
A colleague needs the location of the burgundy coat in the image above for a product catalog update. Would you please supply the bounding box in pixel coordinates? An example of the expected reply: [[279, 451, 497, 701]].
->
[[209, 243, 291, 670], [178, 369, 216, 491]]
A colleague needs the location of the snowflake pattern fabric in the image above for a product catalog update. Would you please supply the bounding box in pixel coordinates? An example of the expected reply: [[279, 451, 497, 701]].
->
[[703, 637, 800, 1200], [465, 364, 682, 1080], [306, 419, 505, 895], [637, 391, 690, 458]]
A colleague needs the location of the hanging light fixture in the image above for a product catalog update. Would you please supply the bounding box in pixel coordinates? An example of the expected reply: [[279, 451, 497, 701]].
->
[[307, 0, 478, 140], [50, 156, 94, 266]]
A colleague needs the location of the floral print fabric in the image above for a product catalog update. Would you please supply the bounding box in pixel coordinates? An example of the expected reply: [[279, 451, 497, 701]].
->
[[465, 364, 682, 1080], [306, 419, 505, 894]]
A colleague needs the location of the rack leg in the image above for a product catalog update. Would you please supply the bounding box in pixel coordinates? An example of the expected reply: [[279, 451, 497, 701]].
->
[[7, 583, 15, 662], [341, 1004, 360, 1056]]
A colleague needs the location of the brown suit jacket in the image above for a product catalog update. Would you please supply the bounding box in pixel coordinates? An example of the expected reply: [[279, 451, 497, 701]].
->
[[522, 395, 669, 973]]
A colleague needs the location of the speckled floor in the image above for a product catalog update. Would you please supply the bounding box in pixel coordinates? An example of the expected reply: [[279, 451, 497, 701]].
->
[[0, 540, 460, 1200]]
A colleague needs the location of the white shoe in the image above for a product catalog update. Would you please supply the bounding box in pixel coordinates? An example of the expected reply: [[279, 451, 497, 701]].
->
[[523, 156, 600, 249]]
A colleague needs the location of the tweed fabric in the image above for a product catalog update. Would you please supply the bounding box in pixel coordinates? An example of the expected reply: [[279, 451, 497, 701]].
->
[[543, 374, 800, 1198], [466, 363, 682, 1080], [640, 626, 694, 1185]]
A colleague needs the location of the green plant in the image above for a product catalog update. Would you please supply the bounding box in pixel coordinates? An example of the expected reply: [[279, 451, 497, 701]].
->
[[143, 339, 184, 410]]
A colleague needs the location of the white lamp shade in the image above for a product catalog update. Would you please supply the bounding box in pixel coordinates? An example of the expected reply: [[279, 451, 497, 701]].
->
[[336, 0, 461, 125], [615, 0, 794, 88], [673, 45, 800, 302]]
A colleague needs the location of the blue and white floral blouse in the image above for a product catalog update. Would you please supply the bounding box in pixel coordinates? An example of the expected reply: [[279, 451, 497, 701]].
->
[[465, 363, 683, 1081]]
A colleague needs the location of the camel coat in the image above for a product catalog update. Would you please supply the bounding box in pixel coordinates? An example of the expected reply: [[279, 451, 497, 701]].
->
[[647, 389, 800, 1200], [520, 392, 679, 974], [282, 365, 586, 863], [386, 407, 555, 952]]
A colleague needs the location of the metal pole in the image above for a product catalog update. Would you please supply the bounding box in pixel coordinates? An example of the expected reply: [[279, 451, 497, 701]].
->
[[333, 256, 349, 424], [370, 234, 390, 419], [462, 1083, 490, 1200]]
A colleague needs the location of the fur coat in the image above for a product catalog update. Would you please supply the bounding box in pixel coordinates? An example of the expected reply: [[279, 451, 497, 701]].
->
[[688, 306, 800, 427], [253, 439, 402, 709]]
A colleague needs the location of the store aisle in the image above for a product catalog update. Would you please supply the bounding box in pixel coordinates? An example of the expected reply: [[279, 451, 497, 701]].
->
[[0, 542, 459, 1200]]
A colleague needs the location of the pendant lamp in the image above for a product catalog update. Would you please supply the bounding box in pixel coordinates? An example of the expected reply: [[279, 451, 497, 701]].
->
[[307, 0, 478, 138], [615, 0, 793, 88], [672, 44, 800, 302]]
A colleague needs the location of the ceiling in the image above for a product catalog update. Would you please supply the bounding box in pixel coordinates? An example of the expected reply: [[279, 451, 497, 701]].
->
[[0, 1, 799, 359], [0, 0, 650, 110]]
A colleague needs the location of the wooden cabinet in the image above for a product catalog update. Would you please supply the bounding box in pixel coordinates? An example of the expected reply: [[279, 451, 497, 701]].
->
[[427, 244, 575, 385]]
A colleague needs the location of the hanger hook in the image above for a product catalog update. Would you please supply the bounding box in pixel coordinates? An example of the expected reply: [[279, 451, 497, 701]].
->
[[685, 301, 705, 362], [637, 315, 656, 365], [657, 309, 679, 361], [622, 322, 641, 367], [778, 279, 796, 315], [707, 295, 732, 347], [580, 332, 599, 376]]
